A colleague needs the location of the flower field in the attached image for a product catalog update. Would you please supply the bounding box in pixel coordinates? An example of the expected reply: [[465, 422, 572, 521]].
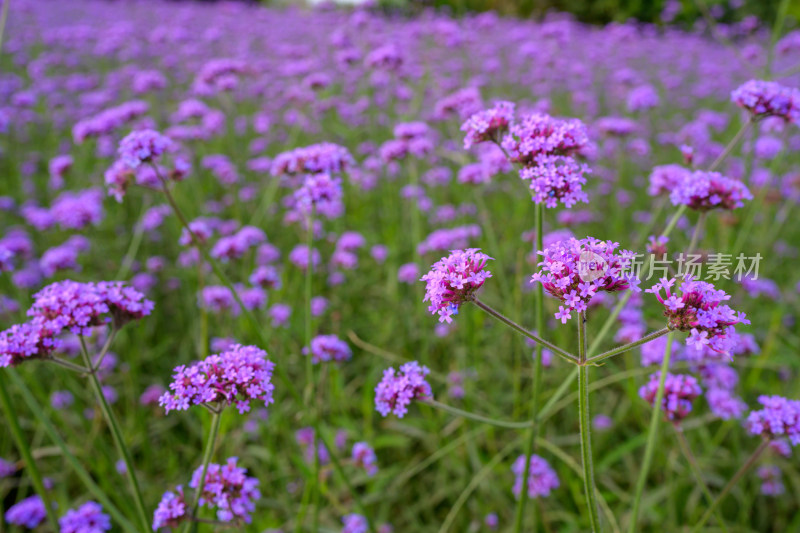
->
[[1, 0, 799, 531]]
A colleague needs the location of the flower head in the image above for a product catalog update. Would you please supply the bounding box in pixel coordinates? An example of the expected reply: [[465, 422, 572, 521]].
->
[[59, 502, 111, 533], [159, 344, 275, 414], [305, 335, 352, 364], [421, 249, 492, 323], [520, 154, 590, 208], [375, 361, 432, 418], [501, 113, 588, 166], [669, 170, 752, 211], [731, 80, 800, 123], [639, 372, 702, 421], [352, 442, 378, 476], [189, 457, 260, 523], [5, 495, 46, 529], [746, 395, 800, 445], [461, 101, 515, 149], [271, 143, 354, 176], [293, 173, 344, 219], [511, 454, 559, 500], [342, 514, 369, 533], [153, 489, 187, 530], [118, 129, 173, 168]]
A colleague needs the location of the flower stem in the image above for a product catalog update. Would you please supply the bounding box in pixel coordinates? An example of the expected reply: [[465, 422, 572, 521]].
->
[[628, 332, 674, 533], [585, 328, 670, 365], [78, 336, 151, 533], [686, 212, 706, 256], [513, 202, 545, 533], [471, 298, 577, 363], [577, 311, 601, 532], [0, 372, 60, 532], [673, 427, 729, 532], [424, 399, 533, 429], [184, 410, 223, 533], [708, 119, 752, 172], [46, 356, 91, 373], [303, 213, 321, 533], [691, 439, 769, 533]]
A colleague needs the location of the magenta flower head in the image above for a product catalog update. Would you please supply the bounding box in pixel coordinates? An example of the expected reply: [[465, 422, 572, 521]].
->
[[159, 344, 275, 414], [153, 489, 187, 530], [375, 361, 432, 418], [746, 395, 800, 445], [351, 442, 378, 476], [648, 164, 690, 197], [511, 454, 559, 500], [304, 334, 352, 364], [461, 101, 515, 149], [342, 513, 369, 533], [647, 276, 749, 355], [421, 248, 492, 323], [5, 495, 46, 529], [501, 113, 588, 167], [639, 372, 702, 421], [271, 142, 354, 176], [520, 154, 590, 208], [190, 457, 260, 523], [59, 501, 111, 533], [669, 170, 752, 211], [731, 80, 800, 123], [118, 129, 173, 169], [293, 173, 344, 219], [530, 237, 636, 323]]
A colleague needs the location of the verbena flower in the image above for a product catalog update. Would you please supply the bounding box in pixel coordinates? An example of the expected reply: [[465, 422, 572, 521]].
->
[[639, 372, 702, 421], [511, 454, 559, 500], [375, 361, 432, 418], [707, 388, 747, 420], [189, 457, 260, 523], [118, 129, 173, 168], [746, 395, 800, 445], [293, 173, 344, 219], [731, 80, 800, 123], [531, 237, 636, 323], [0, 457, 17, 478], [352, 442, 378, 476], [501, 113, 588, 166], [648, 164, 690, 197], [153, 489, 187, 530], [342, 513, 368, 533], [519, 154, 590, 208], [669, 170, 752, 211], [305, 334, 352, 364], [159, 344, 275, 414], [271, 143, 354, 176], [5, 495, 46, 529], [421, 248, 492, 323], [59, 501, 111, 533], [461, 101, 515, 149], [758, 465, 785, 496], [647, 276, 749, 355]]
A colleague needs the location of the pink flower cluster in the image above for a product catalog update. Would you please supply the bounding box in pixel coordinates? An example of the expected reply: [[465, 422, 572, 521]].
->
[[746, 395, 800, 446], [421, 248, 492, 323], [305, 334, 352, 364], [271, 142, 354, 176], [375, 361, 432, 418], [639, 372, 702, 421], [511, 454, 560, 500], [461, 101, 515, 148], [731, 80, 800, 123], [669, 170, 752, 211]]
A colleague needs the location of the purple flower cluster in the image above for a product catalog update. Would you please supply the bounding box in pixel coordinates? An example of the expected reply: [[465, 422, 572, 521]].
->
[[271, 143, 354, 176], [417, 225, 481, 255], [189, 457, 260, 523], [5, 495, 46, 529], [519, 154, 590, 208], [511, 454, 560, 500], [648, 164, 690, 197], [461, 101, 515, 149], [351, 442, 378, 476], [639, 372, 702, 421], [152, 489, 187, 530], [342, 513, 369, 533], [59, 502, 111, 533], [647, 276, 749, 355], [375, 361, 432, 418], [746, 396, 800, 445], [421, 248, 492, 323], [159, 344, 275, 414], [669, 170, 752, 211], [118, 129, 173, 168], [293, 173, 344, 219], [305, 335, 352, 364], [210, 226, 266, 261], [731, 80, 800, 123], [530, 237, 635, 323], [758, 465, 785, 496], [502, 113, 589, 166]]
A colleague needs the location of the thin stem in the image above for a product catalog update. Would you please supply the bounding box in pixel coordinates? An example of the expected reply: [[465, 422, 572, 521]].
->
[[0, 0, 10, 56], [115, 199, 151, 280], [513, 202, 544, 533], [78, 336, 150, 533], [93, 328, 118, 372], [708, 119, 752, 172], [577, 312, 601, 532], [0, 372, 60, 532], [46, 356, 90, 374], [303, 213, 321, 533], [691, 440, 769, 533], [586, 328, 670, 365], [424, 399, 533, 429], [472, 298, 577, 363], [673, 427, 729, 532], [686, 213, 705, 256], [185, 410, 223, 533], [628, 332, 674, 533]]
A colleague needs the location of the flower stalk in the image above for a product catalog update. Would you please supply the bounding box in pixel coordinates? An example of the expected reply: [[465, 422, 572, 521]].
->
[[577, 311, 601, 532]]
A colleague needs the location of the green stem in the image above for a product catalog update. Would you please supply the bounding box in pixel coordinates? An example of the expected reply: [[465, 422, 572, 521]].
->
[[513, 202, 544, 533], [628, 332, 674, 533], [577, 312, 601, 532], [0, 0, 9, 57], [686, 213, 705, 256], [46, 356, 91, 374], [185, 410, 223, 533], [472, 298, 577, 363], [673, 427, 729, 532], [708, 119, 752, 172], [303, 213, 321, 533], [78, 336, 150, 533], [424, 399, 533, 429], [115, 199, 151, 280], [691, 440, 769, 533], [0, 372, 60, 532], [586, 328, 670, 365]]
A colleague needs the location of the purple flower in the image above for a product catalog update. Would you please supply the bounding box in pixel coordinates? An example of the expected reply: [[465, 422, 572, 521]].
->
[[417, 225, 481, 255], [51, 390, 74, 410], [0, 457, 17, 478], [271, 143, 354, 176], [159, 344, 275, 414], [647, 276, 749, 355], [293, 173, 344, 219], [118, 129, 173, 168], [648, 165, 691, 197], [746, 395, 800, 445], [153, 488, 187, 530], [351, 442, 378, 476], [639, 372, 702, 421], [531, 237, 635, 321], [289, 245, 320, 271], [397, 263, 420, 284], [375, 361, 432, 418], [758, 465, 785, 496], [502, 113, 588, 167], [189, 457, 260, 523], [519, 154, 590, 208], [342, 513, 368, 533], [59, 501, 111, 533], [461, 101, 515, 148], [731, 80, 800, 123], [669, 170, 752, 211], [421, 249, 492, 323], [305, 334, 352, 364], [706, 388, 747, 420], [5, 495, 46, 529], [511, 454, 560, 500]]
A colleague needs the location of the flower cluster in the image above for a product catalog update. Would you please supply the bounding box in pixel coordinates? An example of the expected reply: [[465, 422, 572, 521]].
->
[[342, 513, 369, 533], [511, 454, 560, 500], [375, 361, 432, 418], [648, 164, 690, 197], [639, 372, 702, 421], [421, 248, 492, 323], [417, 225, 481, 255], [519, 154, 590, 208], [189, 457, 260, 523], [4, 495, 46, 529], [118, 129, 173, 168], [731, 80, 800, 123], [352, 442, 378, 476], [758, 465, 785, 496], [647, 276, 749, 355], [669, 170, 752, 211], [59, 501, 111, 533], [293, 173, 344, 219], [305, 334, 352, 364], [271, 142, 354, 176], [159, 344, 275, 414], [152, 489, 187, 530], [461, 101, 515, 148], [530, 237, 636, 323], [746, 395, 800, 445], [501, 113, 589, 166]]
